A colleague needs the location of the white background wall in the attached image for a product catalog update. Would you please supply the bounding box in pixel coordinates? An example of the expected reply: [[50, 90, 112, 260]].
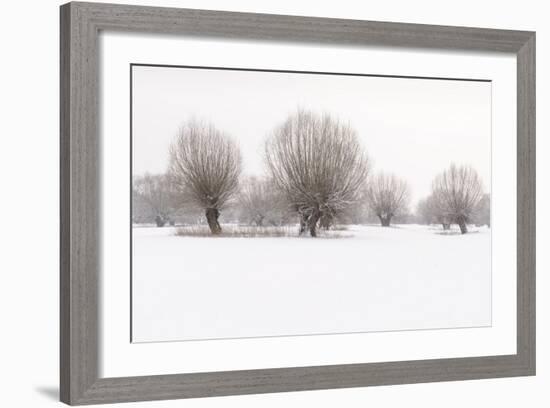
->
[[0, 0, 545, 407]]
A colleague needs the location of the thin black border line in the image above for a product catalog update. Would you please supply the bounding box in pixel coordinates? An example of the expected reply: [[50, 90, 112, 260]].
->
[[129, 62, 493, 344], [129, 64, 134, 343], [130, 62, 493, 83]]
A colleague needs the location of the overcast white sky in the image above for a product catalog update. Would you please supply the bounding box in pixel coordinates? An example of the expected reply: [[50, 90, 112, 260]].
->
[[132, 65, 491, 205]]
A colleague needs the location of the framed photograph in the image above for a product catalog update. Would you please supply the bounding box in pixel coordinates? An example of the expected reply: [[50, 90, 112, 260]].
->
[[60, 2, 535, 405]]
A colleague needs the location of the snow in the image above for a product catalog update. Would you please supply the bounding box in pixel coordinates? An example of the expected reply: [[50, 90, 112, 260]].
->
[[132, 224, 491, 343]]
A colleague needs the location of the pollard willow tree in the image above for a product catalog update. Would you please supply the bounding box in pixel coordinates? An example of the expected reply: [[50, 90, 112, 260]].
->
[[239, 176, 289, 226], [416, 194, 451, 230], [132, 173, 176, 227], [474, 193, 491, 227], [168, 120, 242, 234], [367, 172, 410, 227], [265, 110, 370, 237], [431, 164, 483, 234]]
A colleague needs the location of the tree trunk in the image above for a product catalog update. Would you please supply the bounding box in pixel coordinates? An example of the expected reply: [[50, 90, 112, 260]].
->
[[378, 215, 391, 227], [442, 223, 450, 230], [255, 215, 264, 227], [308, 209, 321, 237], [155, 214, 165, 227], [319, 213, 333, 230], [298, 213, 308, 235], [205, 208, 222, 234], [458, 220, 468, 234]]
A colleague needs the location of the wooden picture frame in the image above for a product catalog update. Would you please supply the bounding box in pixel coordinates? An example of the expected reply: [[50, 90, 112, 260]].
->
[[60, 2, 535, 405]]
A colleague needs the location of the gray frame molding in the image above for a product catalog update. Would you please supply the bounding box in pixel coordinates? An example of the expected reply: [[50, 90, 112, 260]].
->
[[60, 2, 535, 405]]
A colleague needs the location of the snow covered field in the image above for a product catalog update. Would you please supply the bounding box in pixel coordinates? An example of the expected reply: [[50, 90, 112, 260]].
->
[[132, 224, 491, 343]]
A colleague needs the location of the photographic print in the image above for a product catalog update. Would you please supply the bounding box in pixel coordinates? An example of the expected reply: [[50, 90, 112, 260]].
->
[[131, 64, 492, 343]]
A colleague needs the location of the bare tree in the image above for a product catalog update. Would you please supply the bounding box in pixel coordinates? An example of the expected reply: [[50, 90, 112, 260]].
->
[[238, 176, 290, 226], [431, 164, 483, 234], [473, 193, 491, 227], [334, 200, 371, 225], [416, 194, 451, 230], [168, 120, 242, 234], [367, 172, 409, 227], [265, 110, 370, 237], [132, 173, 176, 227]]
